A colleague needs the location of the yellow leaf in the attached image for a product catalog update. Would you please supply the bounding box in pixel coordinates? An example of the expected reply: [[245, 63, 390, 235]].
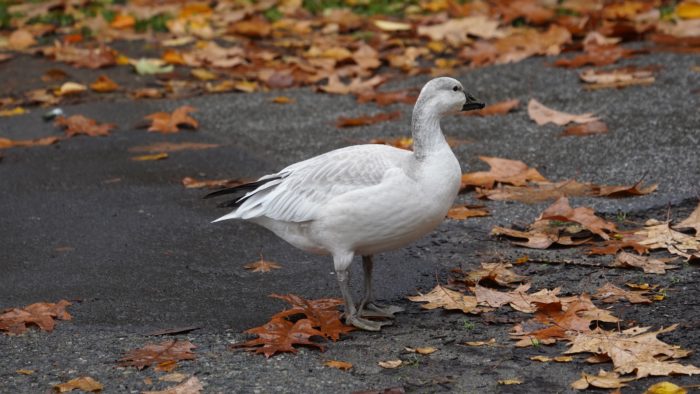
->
[[90, 75, 120, 93], [324, 360, 353, 370], [530, 355, 552, 362], [191, 68, 217, 81], [131, 153, 169, 161], [16, 369, 34, 375], [54, 377, 103, 393], [0, 107, 27, 117], [426, 41, 446, 53], [234, 80, 258, 93], [554, 356, 574, 362], [116, 55, 131, 65], [644, 382, 687, 394], [378, 360, 402, 369], [162, 49, 186, 65], [515, 256, 529, 264], [498, 379, 523, 385], [374, 20, 411, 31], [677, 2, 700, 19], [57, 82, 87, 96]]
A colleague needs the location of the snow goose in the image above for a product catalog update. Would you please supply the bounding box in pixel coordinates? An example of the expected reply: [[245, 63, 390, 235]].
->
[[206, 77, 484, 331]]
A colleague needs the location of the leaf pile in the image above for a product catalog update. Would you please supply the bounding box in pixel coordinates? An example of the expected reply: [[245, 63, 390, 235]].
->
[[232, 293, 353, 358]]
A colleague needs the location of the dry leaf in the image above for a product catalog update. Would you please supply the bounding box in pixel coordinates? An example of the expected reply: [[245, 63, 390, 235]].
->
[[131, 153, 169, 161], [271, 96, 294, 104], [528, 99, 598, 126], [42, 69, 69, 82], [154, 360, 179, 372], [571, 370, 635, 390], [446, 205, 490, 220], [461, 156, 547, 190], [405, 346, 437, 355], [463, 338, 497, 347], [0, 136, 60, 149], [408, 284, 479, 314], [270, 294, 353, 341], [54, 376, 103, 393], [675, 201, 700, 235], [580, 66, 656, 90], [320, 75, 387, 95], [8, 29, 36, 50], [539, 196, 617, 240], [191, 68, 217, 81], [462, 99, 520, 117], [498, 379, 523, 385], [158, 372, 188, 383], [57, 82, 87, 96], [46, 42, 117, 69], [613, 252, 678, 274], [0, 107, 27, 117], [233, 318, 325, 358], [417, 16, 503, 45], [244, 256, 282, 273], [562, 121, 609, 136], [336, 111, 400, 128], [632, 222, 700, 260], [143, 376, 203, 394], [588, 239, 649, 255], [555, 45, 639, 68], [593, 283, 651, 304], [130, 142, 219, 153], [54, 115, 115, 137], [16, 369, 34, 375], [90, 75, 120, 93], [369, 137, 413, 150], [452, 262, 528, 288], [324, 360, 353, 370], [374, 20, 411, 31], [0, 300, 71, 335], [119, 340, 196, 370], [378, 360, 403, 369], [644, 382, 687, 394], [146, 106, 199, 133]]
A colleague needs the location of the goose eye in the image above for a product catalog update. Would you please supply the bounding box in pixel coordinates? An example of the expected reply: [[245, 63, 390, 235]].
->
[[452, 86, 460, 92]]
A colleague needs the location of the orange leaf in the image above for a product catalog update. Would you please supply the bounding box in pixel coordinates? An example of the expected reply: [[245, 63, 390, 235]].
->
[[54, 115, 115, 137], [539, 196, 617, 239], [233, 318, 325, 358], [336, 111, 400, 128], [244, 257, 282, 273], [162, 49, 186, 65], [461, 156, 548, 190], [145, 106, 198, 133], [131, 153, 169, 161], [446, 205, 490, 220], [111, 14, 135, 29], [54, 376, 103, 393], [0, 300, 72, 335], [0, 136, 60, 149], [270, 294, 353, 341], [89, 75, 120, 93], [324, 360, 353, 370], [119, 340, 196, 370], [554, 45, 639, 68], [561, 121, 609, 136]]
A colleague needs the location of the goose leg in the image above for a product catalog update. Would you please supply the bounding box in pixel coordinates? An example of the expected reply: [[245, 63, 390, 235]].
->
[[334, 253, 390, 331], [357, 255, 405, 319]]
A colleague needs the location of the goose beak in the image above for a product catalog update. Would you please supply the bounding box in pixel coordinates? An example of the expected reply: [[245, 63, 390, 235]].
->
[[462, 92, 485, 111]]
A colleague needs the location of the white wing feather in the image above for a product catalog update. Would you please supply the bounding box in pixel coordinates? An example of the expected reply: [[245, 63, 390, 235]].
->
[[224, 144, 411, 222]]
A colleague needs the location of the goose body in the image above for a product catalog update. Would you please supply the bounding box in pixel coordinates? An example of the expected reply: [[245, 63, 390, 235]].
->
[[208, 77, 484, 330]]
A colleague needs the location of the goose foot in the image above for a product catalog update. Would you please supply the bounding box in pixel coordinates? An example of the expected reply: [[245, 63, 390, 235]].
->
[[345, 314, 393, 331], [358, 302, 405, 319]]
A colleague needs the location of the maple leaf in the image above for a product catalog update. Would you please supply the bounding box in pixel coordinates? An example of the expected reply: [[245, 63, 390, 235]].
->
[[476, 178, 655, 203], [335, 111, 401, 128], [462, 99, 520, 117], [612, 252, 678, 274], [446, 205, 490, 220], [474, 283, 561, 313], [631, 221, 700, 260], [54, 115, 115, 138], [675, 201, 700, 235], [566, 324, 700, 378], [408, 284, 480, 314], [244, 256, 282, 273], [571, 369, 636, 390], [0, 300, 72, 335], [145, 106, 199, 133], [593, 283, 651, 304], [143, 376, 203, 394], [119, 340, 196, 370], [540, 197, 617, 240], [528, 99, 598, 126], [452, 262, 527, 288], [461, 156, 548, 190], [0, 136, 60, 149], [498, 0, 555, 25], [270, 294, 352, 341], [54, 376, 103, 393], [234, 317, 325, 358]]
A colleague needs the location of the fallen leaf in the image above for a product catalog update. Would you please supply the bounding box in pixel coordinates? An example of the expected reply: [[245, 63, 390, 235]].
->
[[461, 156, 548, 190], [566, 324, 700, 378], [528, 99, 598, 126], [463, 338, 497, 347], [41, 69, 69, 82], [588, 239, 649, 255], [130, 142, 219, 153], [336, 111, 400, 128], [675, 201, 700, 235], [233, 317, 325, 358], [644, 381, 687, 394], [320, 75, 387, 95], [89, 75, 120, 93], [632, 222, 700, 260], [446, 205, 490, 220], [244, 256, 282, 273], [57, 82, 87, 96], [324, 360, 353, 370], [191, 68, 217, 81], [408, 284, 479, 314], [378, 360, 403, 369], [418, 16, 503, 46], [119, 340, 196, 370], [0, 136, 60, 149], [132, 58, 174, 75], [452, 262, 528, 288], [54, 115, 115, 137], [0, 300, 71, 335], [593, 283, 651, 304], [539, 196, 617, 240], [16, 369, 34, 375], [562, 121, 609, 136], [8, 29, 36, 50], [612, 252, 678, 274], [158, 372, 188, 383], [271, 96, 294, 104], [374, 20, 411, 31], [145, 106, 198, 133], [580, 66, 656, 90], [270, 294, 353, 341], [143, 376, 203, 394], [530, 355, 573, 362], [130, 88, 164, 99], [111, 14, 135, 29], [131, 153, 169, 161], [571, 370, 635, 390], [498, 379, 523, 385], [356, 89, 418, 106], [46, 42, 117, 69], [0, 107, 27, 117], [405, 346, 437, 355], [462, 99, 520, 117], [181, 177, 248, 189], [54, 376, 103, 393], [154, 360, 179, 372], [555, 45, 640, 68]]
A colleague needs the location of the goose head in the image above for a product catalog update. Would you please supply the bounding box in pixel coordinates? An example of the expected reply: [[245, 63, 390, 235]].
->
[[416, 77, 485, 116]]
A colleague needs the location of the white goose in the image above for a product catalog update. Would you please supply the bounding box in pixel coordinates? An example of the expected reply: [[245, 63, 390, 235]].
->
[[207, 77, 484, 331]]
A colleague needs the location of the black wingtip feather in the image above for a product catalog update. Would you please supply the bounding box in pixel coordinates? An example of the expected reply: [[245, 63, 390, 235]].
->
[[202, 177, 280, 200]]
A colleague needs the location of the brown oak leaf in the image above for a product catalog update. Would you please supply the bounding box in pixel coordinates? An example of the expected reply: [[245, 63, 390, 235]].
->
[[233, 318, 326, 358], [0, 300, 72, 335], [146, 106, 199, 133], [539, 196, 616, 240], [54, 115, 115, 137], [461, 156, 548, 190], [119, 340, 196, 370], [270, 294, 353, 341]]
